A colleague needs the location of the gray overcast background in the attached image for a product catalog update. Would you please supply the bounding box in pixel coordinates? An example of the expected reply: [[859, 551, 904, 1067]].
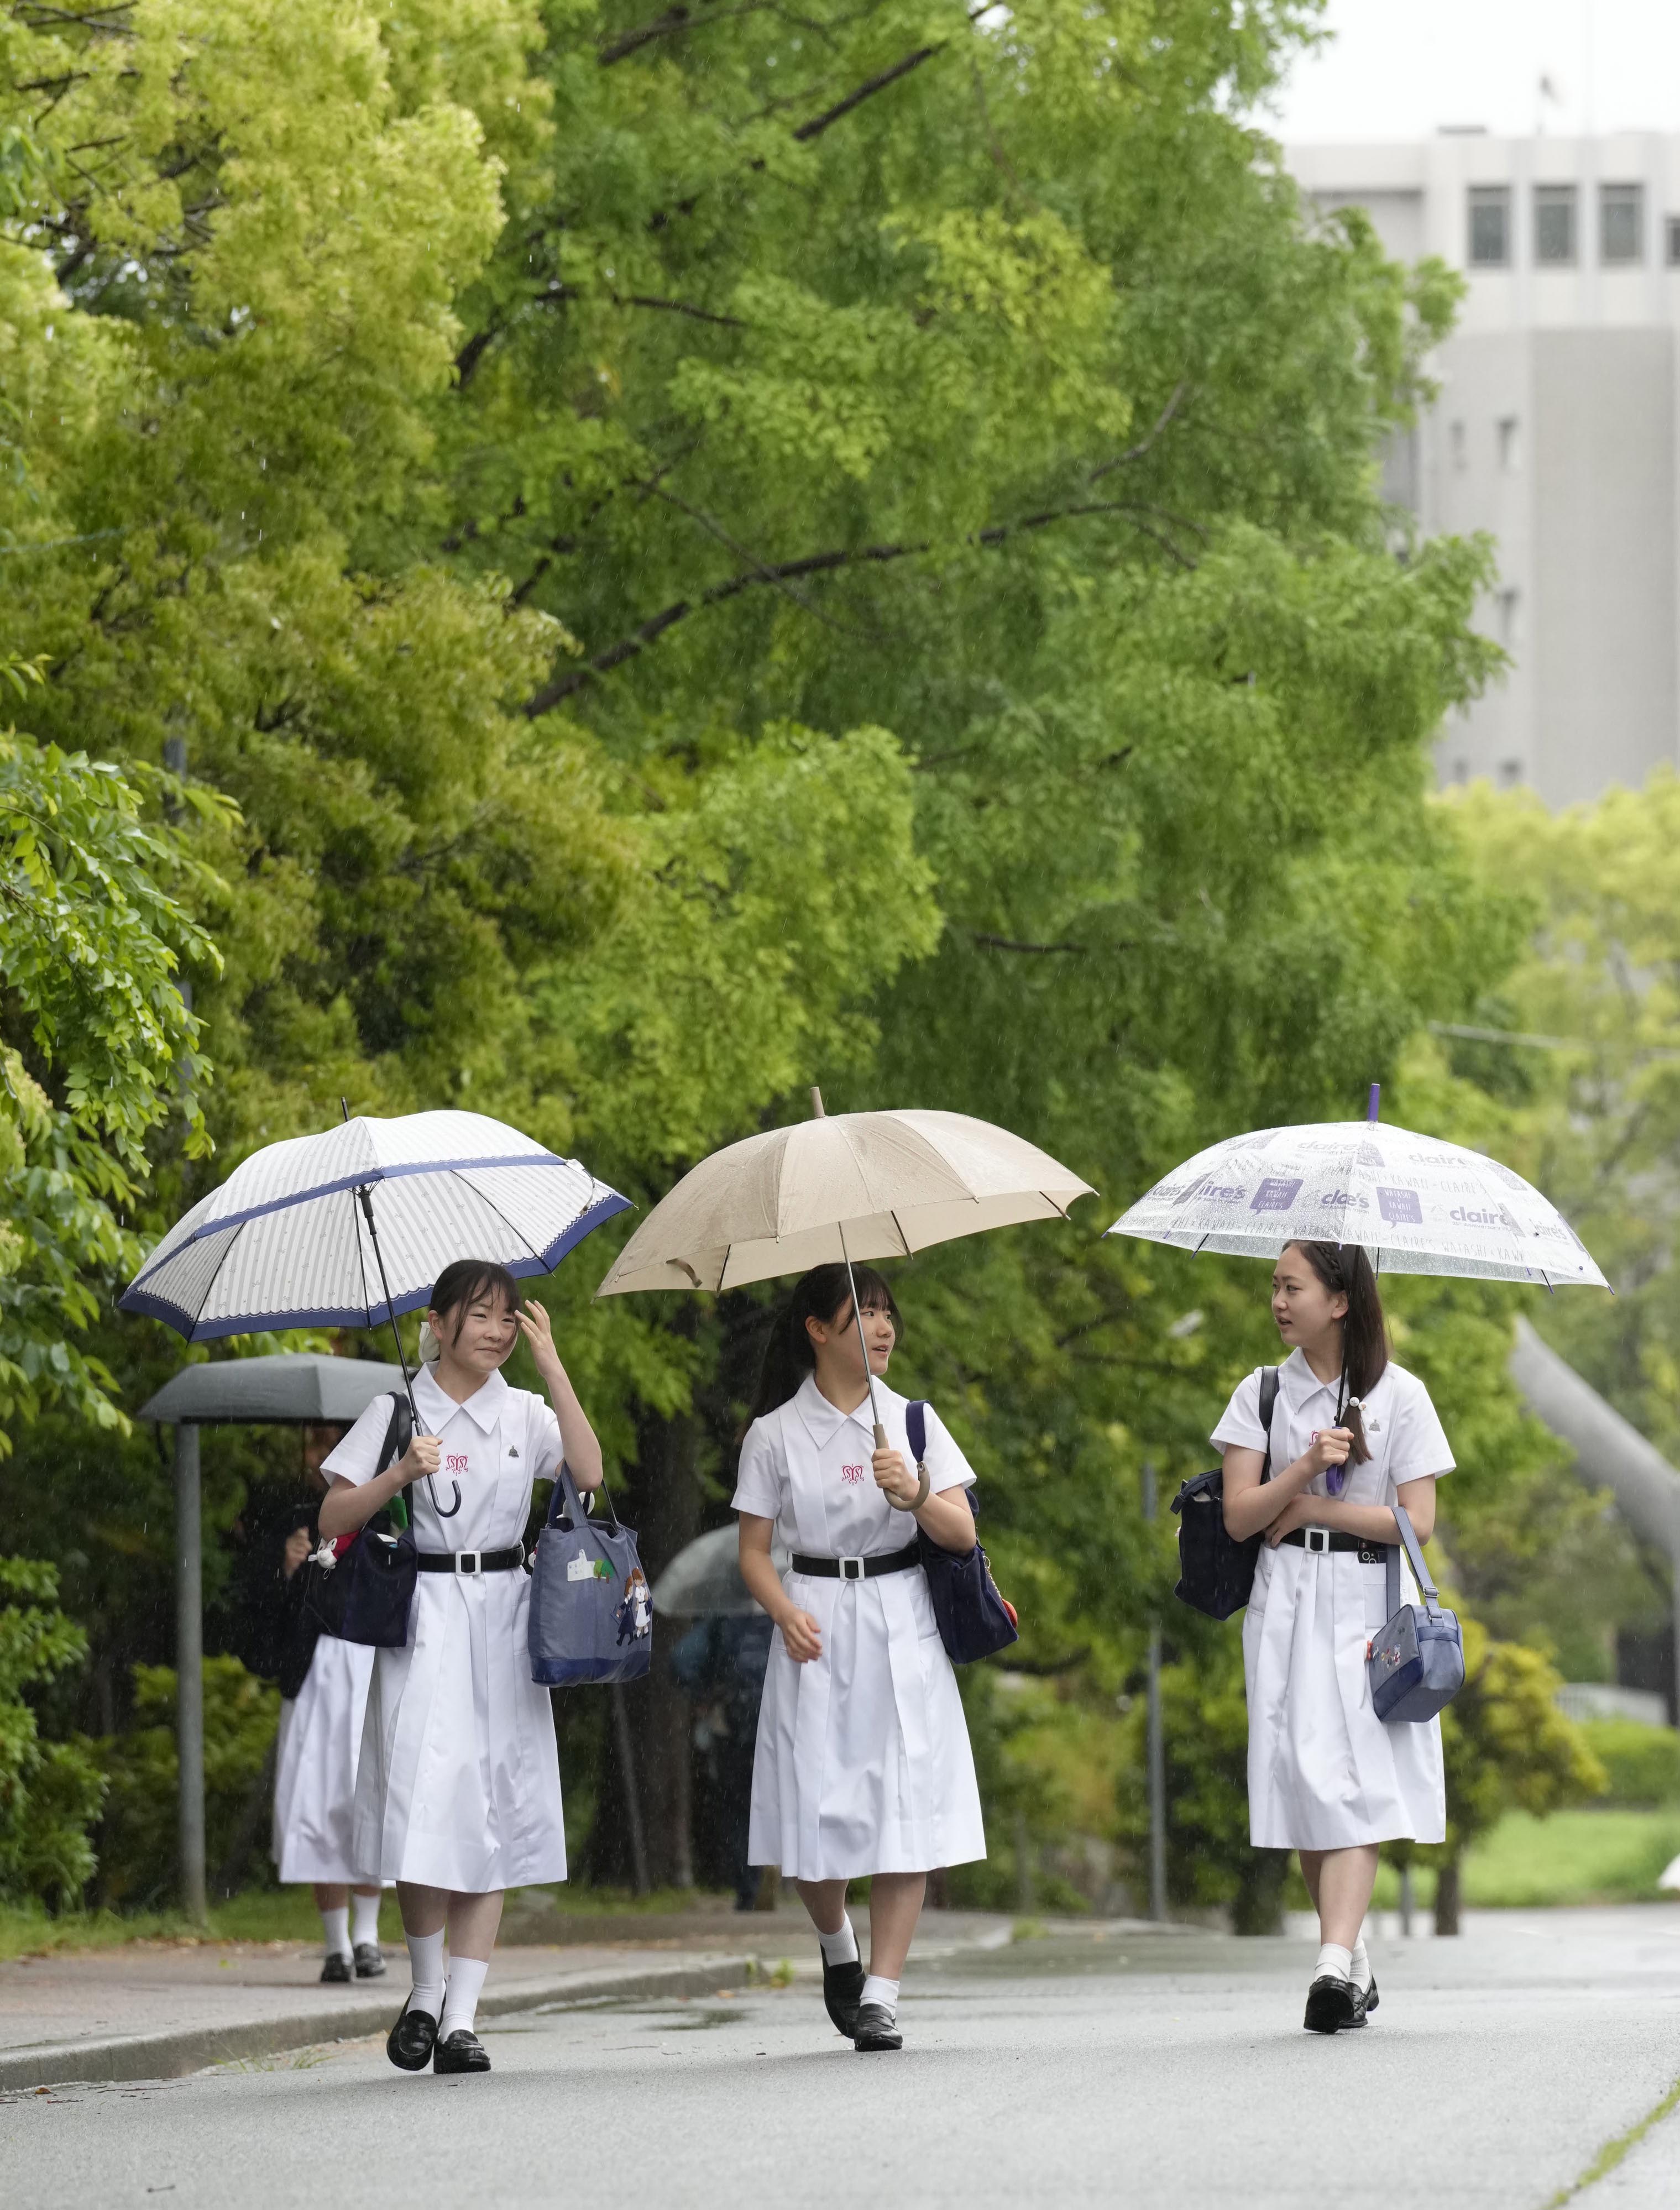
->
[[1269, 0, 1680, 144]]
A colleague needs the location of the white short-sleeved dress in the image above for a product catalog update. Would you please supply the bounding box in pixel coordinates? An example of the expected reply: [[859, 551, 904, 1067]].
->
[[271, 1636, 380, 1886], [323, 1365, 568, 1892], [1212, 1349, 1456, 1850], [732, 1375, 986, 1881]]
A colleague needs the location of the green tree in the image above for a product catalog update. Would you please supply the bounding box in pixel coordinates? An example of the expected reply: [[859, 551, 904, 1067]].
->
[[0, 1557, 106, 1907]]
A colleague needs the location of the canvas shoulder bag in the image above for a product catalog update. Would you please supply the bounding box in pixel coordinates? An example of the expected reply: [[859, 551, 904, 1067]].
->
[[528, 1462, 652, 1687], [907, 1400, 1020, 1666], [1367, 1502, 1465, 1723], [1170, 1366, 1279, 1620]]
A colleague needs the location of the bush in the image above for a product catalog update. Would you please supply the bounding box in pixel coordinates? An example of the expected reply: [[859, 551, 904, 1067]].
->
[[96, 1658, 280, 1908], [0, 1557, 105, 1909], [1577, 1719, 1680, 1808]]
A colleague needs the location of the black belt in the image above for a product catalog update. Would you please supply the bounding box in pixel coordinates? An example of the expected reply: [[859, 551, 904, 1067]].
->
[[1280, 1529, 1388, 1563], [416, 1546, 525, 1575], [790, 1541, 921, 1581]]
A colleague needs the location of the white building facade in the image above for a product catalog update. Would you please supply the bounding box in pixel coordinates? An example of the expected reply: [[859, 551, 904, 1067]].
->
[[1288, 133, 1680, 808]]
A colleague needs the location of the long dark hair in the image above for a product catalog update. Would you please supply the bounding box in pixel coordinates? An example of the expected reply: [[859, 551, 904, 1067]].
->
[[750, 1263, 903, 1422], [1283, 1239, 1388, 1464], [427, 1259, 520, 1353]]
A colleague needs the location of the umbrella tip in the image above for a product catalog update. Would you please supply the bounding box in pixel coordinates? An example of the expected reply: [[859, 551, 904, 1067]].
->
[[339, 1096, 351, 1124], [810, 1086, 826, 1119], [1367, 1082, 1380, 1125]]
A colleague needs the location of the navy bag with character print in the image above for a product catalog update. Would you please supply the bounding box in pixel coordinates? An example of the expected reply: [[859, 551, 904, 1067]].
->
[[528, 1462, 652, 1687], [906, 1400, 1019, 1666]]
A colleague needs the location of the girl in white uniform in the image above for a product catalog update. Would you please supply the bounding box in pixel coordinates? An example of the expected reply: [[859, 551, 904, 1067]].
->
[[1215, 1239, 1454, 2035], [318, 1259, 603, 2076], [273, 1525, 385, 1979], [735, 1263, 986, 2054]]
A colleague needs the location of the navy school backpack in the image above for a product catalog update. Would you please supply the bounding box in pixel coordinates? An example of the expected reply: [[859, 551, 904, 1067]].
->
[[303, 1394, 419, 1649], [1170, 1366, 1278, 1620]]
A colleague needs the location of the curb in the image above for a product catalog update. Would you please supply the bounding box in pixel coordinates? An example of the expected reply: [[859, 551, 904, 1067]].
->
[[1, 1952, 764, 2092]]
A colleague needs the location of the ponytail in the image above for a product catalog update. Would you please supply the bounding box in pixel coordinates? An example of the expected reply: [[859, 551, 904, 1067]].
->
[[1283, 1240, 1388, 1463], [748, 1263, 903, 1424]]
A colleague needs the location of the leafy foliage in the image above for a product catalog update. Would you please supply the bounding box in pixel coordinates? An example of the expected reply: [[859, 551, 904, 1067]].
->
[[0, 1557, 105, 1905]]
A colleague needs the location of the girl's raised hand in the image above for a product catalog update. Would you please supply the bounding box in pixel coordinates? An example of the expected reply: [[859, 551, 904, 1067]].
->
[[1305, 1426, 1353, 1478], [395, 1434, 441, 1490], [517, 1298, 563, 1373], [779, 1607, 823, 1663], [872, 1447, 919, 1506]]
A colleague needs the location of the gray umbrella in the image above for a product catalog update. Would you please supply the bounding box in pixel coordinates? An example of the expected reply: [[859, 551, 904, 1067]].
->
[[139, 1352, 409, 1427], [652, 1525, 790, 1620]]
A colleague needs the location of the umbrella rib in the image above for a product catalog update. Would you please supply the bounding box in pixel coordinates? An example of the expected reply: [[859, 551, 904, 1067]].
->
[[444, 1166, 544, 1263]]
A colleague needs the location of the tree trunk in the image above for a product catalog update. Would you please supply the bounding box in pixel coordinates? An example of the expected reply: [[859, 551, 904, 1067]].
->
[[1433, 1851, 1463, 1935], [1232, 1847, 1289, 1936]]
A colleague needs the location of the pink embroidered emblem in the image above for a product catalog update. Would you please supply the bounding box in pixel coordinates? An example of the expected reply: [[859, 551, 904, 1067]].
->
[[446, 1452, 469, 1476], [840, 1462, 866, 1485]]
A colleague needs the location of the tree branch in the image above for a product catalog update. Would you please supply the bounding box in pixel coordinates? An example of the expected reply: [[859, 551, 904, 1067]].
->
[[792, 43, 941, 141], [619, 292, 747, 327], [1087, 381, 1190, 485], [523, 496, 1194, 715], [970, 933, 1089, 956]]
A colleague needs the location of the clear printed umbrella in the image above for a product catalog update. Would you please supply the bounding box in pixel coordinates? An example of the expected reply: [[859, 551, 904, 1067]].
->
[[1106, 1087, 1606, 1289], [597, 1088, 1093, 1444], [122, 1108, 629, 1515]]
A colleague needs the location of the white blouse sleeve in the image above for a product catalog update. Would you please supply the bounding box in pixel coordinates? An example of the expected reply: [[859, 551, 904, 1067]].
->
[[1210, 1368, 1268, 1454], [321, 1395, 401, 1488], [524, 1394, 564, 1483], [1386, 1370, 1456, 1482], [731, 1413, 785, 1518], [917, 1403, 977, 1494]]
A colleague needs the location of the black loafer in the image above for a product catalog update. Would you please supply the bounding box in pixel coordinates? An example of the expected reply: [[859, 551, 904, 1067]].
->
[[386, 1993, 439, 2071], [854, 2002, 902, 2052], [320, 1952, 353, 1984], [1361, 1976, 1379, 2017], [1303, 1975, 1358, 2035], [823, 1958, 866, 2038], [433, 2028, 491, 2075], [353, 1942, 386, 1979]]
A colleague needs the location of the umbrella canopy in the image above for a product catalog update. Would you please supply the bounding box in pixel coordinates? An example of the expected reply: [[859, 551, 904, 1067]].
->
[[1107, 1118, 1606, 1288], [652, 1525, 791, 1619], [597, 1107, 1094, 1296], [138, 1352, 409, 1427], [121, 1109, 630, 1342]]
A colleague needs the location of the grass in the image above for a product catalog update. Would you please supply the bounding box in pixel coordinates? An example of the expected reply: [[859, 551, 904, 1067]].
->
[[1463, 1809, 1680, 1909]]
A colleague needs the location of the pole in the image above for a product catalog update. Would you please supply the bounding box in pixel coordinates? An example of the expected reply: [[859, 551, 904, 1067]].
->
[[809, 1087, 888, 1447], [1143, 1460, 1168, 1923], [174, 1422, 207, 1923]]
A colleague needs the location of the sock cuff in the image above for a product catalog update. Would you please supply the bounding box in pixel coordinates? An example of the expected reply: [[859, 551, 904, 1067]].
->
[[1315, 1942, 1354, 1984], [817, 1915, 859, 1967]]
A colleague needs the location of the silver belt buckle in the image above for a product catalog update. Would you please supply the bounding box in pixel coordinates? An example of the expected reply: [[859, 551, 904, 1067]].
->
[[455, 1549, 482, 1575], [1303, 1527, 1330, 1555], [839, 1556, 866, 1581]]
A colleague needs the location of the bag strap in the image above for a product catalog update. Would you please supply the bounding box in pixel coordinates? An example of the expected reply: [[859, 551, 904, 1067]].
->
[[373, 1395, 414, 1532], [1258, 1366, 1280, 1485], [1385, 1503, 1444, 1621], [907, 1399, 927, 1469], [545, 1461, 624, 1536]]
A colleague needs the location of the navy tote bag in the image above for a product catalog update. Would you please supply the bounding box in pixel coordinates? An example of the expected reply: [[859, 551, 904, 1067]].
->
[[528, 1463, 652, 1687], [907, 1400, 1019, 1666]]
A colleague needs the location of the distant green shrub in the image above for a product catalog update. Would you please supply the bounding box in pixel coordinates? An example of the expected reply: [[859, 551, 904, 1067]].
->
[[1577, 1719, 1680, 1807], [96, 1658, 280, 1907], [0, 1557, 106, 1909]]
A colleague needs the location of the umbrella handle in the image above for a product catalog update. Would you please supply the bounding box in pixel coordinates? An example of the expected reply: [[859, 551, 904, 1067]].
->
[[427, 1474, 463, 1520]]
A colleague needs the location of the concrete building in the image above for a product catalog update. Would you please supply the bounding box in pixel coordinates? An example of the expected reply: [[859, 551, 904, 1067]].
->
[[1288, 133, 1680, 807]]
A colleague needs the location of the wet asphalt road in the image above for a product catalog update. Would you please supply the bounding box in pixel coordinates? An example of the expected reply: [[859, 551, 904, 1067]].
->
[[8, 1909, 1680, 2210]]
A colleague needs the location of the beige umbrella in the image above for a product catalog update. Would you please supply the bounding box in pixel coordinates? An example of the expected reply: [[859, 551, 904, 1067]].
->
[[597, 1090, 1093, 1449]]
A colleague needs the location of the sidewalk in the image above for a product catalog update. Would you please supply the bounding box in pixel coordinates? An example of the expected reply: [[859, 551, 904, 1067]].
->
[[0, 1906, 1014, 2091]]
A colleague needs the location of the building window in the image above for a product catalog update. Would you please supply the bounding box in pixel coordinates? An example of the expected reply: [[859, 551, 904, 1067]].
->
[[1498, 416, 1521, 471], [1469, 185, 1511, 266], [1497, 758, 1525, 788], [1667, 216, 1680, 266], [1497, 588, 1521, 650], [1535, 184, 1577, 265], [1601, 182, 1645, 265], [1450, 420, 1468, 472]]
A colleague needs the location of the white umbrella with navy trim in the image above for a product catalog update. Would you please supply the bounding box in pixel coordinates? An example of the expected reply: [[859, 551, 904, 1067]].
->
[[1106, 1086, 1606, 1289], [122, 1109, 630, 1340]]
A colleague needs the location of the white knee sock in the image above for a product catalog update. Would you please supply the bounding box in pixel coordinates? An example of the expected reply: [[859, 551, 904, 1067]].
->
[[1314, 1942, 1353, 1985], [321, 1905, 351, 1960], [859, 1973, 900, 2015], [351, 1891, 382, 1949], [440, 1955, 489, 2040], [1349, 1936, 1372, 1992], [818, 1915, 859, 1967], [405, 1928, 445, 2021]]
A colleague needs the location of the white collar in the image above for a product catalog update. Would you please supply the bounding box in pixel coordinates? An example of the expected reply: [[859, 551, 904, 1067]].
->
[[792, 1371, 897, 1447], [1279, 1347, 1344, 1403], [414, 1363, 508, 1436]]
